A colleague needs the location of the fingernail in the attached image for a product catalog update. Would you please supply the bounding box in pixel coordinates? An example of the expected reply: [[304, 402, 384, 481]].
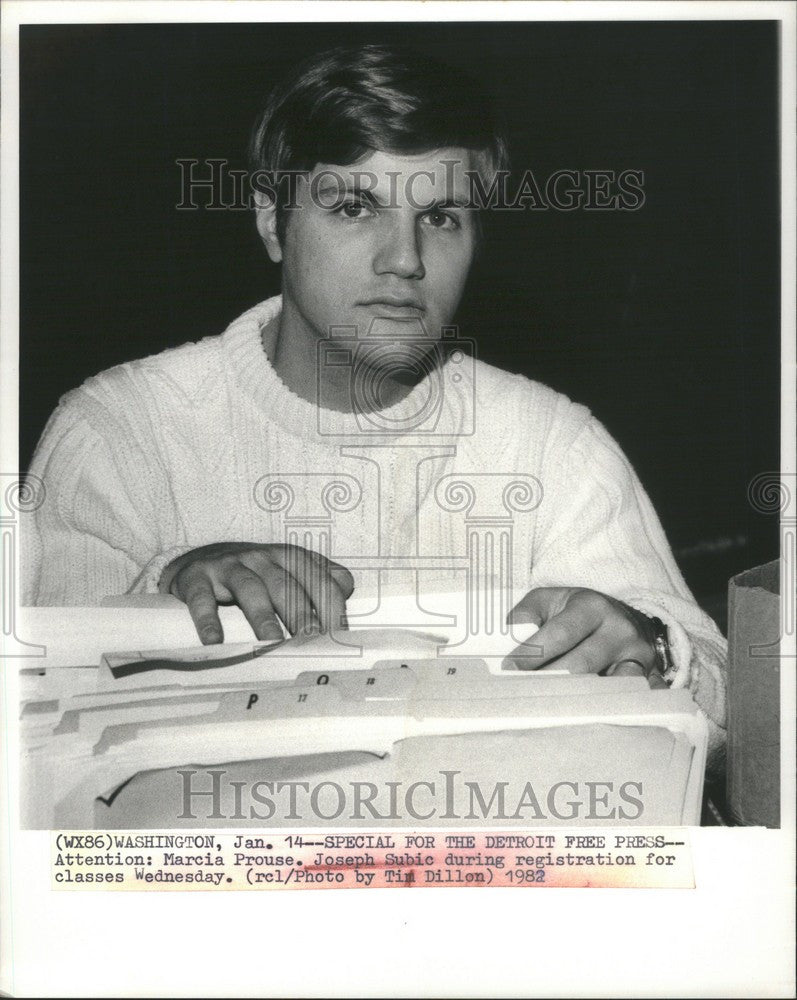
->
[[200, 627, 222, 644]]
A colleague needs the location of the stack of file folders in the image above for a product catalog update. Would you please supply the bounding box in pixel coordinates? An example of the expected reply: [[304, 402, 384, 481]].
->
[[20, 627, 708, 828]]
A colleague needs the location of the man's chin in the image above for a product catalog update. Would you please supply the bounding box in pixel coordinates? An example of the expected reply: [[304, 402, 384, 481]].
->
[[356, 342, 441, 384]]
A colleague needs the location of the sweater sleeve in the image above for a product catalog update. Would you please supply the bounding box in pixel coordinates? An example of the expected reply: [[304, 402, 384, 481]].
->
[[531, 411, 727, 772], [22, 388, 192, 606]]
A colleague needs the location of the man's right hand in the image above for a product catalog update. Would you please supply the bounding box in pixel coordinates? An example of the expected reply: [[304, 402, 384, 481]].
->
[[159, 542, 354, 645]]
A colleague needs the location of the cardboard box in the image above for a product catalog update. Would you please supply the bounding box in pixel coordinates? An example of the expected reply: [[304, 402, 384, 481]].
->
[[726, 560, 781, 828]]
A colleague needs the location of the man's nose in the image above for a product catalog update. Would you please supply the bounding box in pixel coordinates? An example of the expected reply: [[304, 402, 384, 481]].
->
[[373, 216, 425, 280]]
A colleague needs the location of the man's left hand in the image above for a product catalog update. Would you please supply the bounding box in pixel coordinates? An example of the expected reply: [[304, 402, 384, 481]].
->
[[506, 587, 667, 688]]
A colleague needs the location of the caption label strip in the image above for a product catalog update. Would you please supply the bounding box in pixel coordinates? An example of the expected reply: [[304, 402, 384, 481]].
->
[[52, 829, 694, 889]]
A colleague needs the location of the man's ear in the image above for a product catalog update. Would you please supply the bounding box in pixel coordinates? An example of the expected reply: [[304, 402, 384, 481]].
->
[[254, 192, 283, 263]]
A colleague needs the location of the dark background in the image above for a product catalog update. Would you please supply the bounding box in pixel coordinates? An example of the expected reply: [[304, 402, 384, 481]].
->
[[19, 21, 780, 630]]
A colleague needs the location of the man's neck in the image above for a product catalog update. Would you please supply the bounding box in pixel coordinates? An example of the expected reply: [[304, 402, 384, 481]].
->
[[265, 299, 421, 413]]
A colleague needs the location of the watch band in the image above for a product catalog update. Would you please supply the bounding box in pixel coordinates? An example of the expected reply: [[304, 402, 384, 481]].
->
[[648, 615, 676, 685]]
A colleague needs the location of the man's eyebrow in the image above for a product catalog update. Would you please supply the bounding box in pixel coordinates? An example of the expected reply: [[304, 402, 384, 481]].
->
[[313, 182, 471, 211], [314, 182, 386, 207], [428, 197, 469, 210]]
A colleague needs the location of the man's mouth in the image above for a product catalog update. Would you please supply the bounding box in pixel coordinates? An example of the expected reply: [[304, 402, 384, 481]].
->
[[359, 297, 426, 317]]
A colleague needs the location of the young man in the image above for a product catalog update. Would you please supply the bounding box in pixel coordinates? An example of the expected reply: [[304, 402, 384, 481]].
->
[[23, 45, 726, 760]]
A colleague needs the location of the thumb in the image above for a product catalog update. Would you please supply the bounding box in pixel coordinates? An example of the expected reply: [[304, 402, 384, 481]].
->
[[609, 660, 668, 689], [609, 659, 646, 678], [507, 587, 563, 627]]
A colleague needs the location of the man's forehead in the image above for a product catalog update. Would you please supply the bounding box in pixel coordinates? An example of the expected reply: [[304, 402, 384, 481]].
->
[[309, 148, 474, 200]]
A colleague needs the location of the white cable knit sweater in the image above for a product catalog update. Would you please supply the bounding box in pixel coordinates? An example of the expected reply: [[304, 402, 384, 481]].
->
[[22, 296, 727, 761]]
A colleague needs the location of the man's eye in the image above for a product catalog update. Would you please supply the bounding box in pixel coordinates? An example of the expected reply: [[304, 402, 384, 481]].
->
[[336, 200, 374, 220], [422, 209, 460, 230]]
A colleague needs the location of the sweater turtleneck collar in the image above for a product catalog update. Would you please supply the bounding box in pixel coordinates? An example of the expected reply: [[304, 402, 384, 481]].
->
[[220, 295, 468, 439]]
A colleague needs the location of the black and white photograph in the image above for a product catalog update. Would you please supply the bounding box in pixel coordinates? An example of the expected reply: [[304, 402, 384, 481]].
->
[[1, 1, 794, 997]]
